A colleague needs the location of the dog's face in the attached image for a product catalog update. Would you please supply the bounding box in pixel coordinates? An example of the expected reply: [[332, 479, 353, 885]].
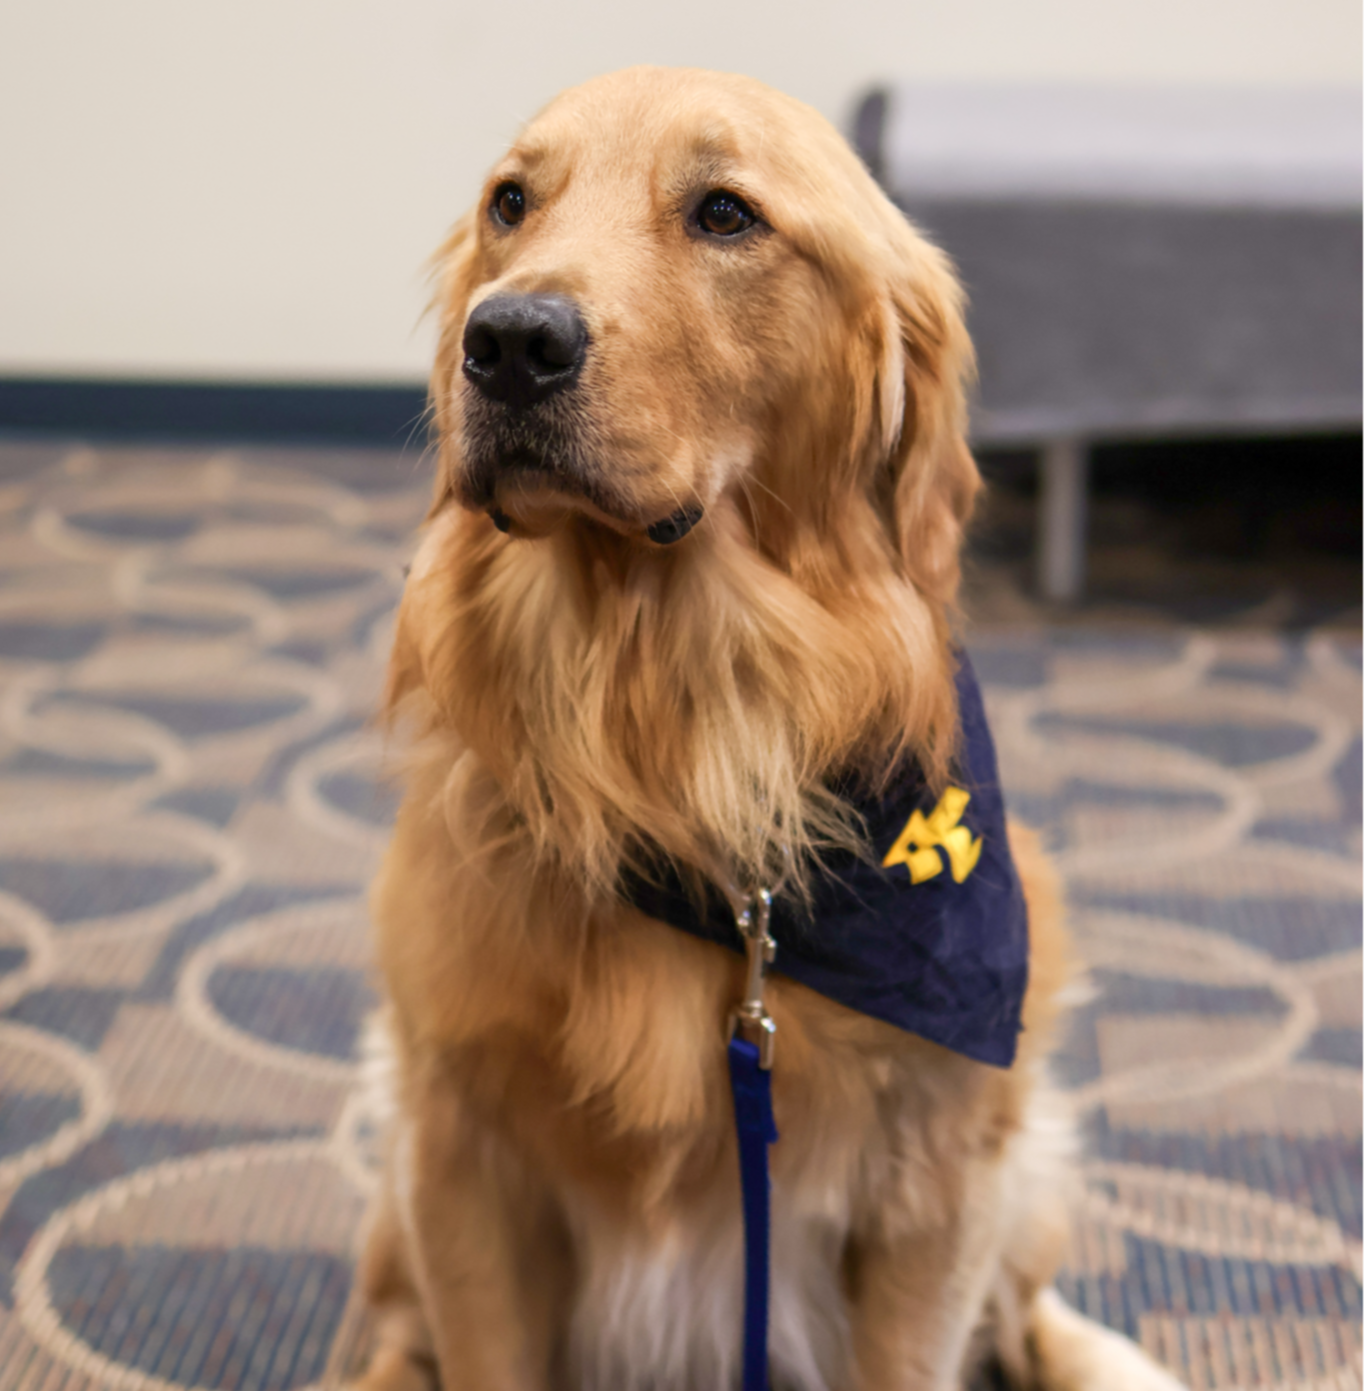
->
[[399, 69, 982, 893], [430, 67, 976, 591]]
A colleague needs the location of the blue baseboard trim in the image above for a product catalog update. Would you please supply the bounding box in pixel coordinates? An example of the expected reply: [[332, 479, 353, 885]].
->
[[0, 378, 431, 445]]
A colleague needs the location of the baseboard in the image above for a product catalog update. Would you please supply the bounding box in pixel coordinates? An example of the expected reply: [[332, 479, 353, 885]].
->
[[0, 378, 431, 445]]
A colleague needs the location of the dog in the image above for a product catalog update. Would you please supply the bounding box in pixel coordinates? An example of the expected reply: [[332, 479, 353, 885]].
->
[[351, 66, 1188, 1391]]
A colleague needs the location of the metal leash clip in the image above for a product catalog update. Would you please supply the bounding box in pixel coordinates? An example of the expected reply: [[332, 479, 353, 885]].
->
[[728, 886, 777, 1069]]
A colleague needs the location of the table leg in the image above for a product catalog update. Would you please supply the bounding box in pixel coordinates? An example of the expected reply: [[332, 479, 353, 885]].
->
[[1037, 437, 1089, 603]]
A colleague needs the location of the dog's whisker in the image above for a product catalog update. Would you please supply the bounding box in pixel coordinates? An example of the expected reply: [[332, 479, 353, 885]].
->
[[740, 471, 796, 519]]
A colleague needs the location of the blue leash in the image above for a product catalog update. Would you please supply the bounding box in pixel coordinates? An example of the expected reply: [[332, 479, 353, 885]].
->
[[728, 1035, 778, 1391], [727, 887, 779, 1391]]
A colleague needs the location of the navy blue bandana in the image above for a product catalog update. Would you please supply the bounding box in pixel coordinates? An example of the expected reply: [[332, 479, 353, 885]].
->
[[622, 653, 1029, 1068]]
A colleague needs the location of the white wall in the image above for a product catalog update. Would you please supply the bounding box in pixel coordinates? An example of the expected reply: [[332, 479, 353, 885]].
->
[[1, 0, 1358, 384]]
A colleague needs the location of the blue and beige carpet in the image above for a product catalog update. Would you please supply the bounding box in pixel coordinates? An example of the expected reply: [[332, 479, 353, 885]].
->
[[0, 440, 1358, 1390]]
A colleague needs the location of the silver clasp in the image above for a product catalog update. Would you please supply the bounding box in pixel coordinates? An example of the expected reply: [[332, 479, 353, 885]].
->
[[728, 886, 776, 1069]]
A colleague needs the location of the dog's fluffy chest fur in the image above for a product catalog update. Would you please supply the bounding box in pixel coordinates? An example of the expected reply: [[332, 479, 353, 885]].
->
[[568, 1199, 848, 1391]]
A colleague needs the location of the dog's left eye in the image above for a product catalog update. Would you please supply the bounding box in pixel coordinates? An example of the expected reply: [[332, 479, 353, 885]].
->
[[697, 190, 756, 237]]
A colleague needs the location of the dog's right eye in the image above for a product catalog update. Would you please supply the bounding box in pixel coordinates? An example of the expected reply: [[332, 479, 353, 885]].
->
[[491, 182, 526, 227]]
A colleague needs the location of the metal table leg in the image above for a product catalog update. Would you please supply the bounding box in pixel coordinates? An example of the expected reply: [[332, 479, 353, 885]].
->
[[1037, 437, 1088, 602]]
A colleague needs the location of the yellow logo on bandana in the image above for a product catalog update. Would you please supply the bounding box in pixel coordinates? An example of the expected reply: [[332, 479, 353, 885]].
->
[[881, 786, 983, 884]]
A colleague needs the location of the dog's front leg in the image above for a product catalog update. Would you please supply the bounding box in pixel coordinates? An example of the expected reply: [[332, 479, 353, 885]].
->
[[844, 1164, 1005, 1391], [394, 1075, 566, 1391]]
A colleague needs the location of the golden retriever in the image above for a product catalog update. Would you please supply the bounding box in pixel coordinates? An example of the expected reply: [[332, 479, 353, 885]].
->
[[351, 66, 1187, 1391]]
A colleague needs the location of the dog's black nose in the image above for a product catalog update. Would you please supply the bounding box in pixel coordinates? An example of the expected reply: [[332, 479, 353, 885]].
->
[[462, 294, 587, 407]]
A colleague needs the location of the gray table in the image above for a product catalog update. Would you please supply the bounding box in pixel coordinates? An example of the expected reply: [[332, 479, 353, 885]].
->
[[853, 84, 1362, 599]]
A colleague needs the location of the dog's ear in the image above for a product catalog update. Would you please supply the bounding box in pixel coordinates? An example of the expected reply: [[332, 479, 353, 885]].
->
[[426, 211, 481, 516], [875, 227, 981, 608], [381, 213, 480, 717]]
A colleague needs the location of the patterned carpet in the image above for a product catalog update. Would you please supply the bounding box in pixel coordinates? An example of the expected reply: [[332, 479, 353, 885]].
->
[[0, 439, 1358, 1391]]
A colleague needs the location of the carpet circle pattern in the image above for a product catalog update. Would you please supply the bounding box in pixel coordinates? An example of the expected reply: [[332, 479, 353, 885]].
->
[[0, 442, 1357, 1390]]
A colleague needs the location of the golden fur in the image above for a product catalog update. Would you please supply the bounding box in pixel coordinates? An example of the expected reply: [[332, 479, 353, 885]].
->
[[352, 67, 1186, 1391]]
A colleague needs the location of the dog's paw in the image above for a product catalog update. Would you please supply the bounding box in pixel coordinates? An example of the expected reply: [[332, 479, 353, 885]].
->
[[1027, 1288, 1188, 1391], [344, 1344, 440, 1391]]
